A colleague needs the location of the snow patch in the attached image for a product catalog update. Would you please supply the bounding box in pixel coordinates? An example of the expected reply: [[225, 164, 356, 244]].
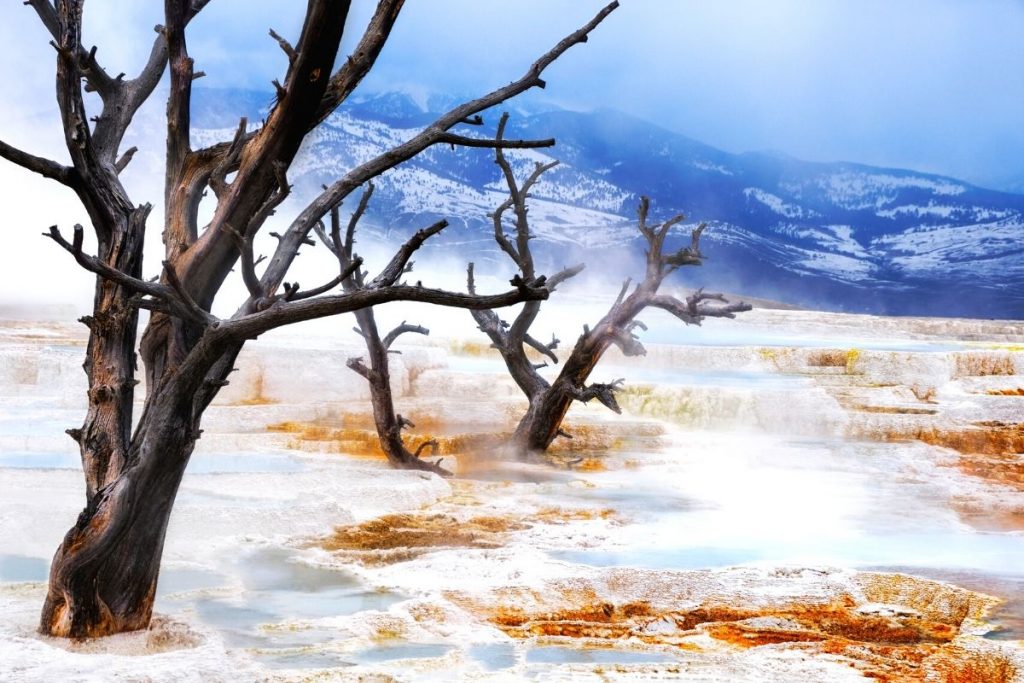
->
[[744, 188, 815, 219]]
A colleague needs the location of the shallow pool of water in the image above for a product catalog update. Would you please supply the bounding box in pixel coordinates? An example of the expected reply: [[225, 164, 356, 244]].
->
[[0, 415, 76, 438], [0, 554, 48, 582], [638, 327, 968, 353], [446, 355, 809, 390], [0, 452, 80, 470], [160, 547, 406, 650], [551, 533, 1024, 578], [601, 365, 811, 389], [253, 642, 455, 671], [468, 642, 518, 671], [353, 642, 453, 663], [256, 649, 353, 670]]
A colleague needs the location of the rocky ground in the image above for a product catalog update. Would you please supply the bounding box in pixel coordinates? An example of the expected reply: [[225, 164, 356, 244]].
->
[[0, 309, 1022, 681]]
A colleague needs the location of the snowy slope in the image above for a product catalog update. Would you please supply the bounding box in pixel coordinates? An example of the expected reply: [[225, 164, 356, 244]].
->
[[192, 89, 1024, 318]]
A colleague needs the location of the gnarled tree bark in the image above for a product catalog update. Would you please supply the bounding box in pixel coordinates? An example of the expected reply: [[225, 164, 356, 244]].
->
[[1, 0, 619, 637], [468, 114, 752, 458]]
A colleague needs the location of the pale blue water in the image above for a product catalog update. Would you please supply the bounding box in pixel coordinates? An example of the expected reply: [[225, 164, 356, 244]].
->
[[468, 642, 518, 671], [259, 650, 352, 670], [551, 535, 1024, 582], [0, 554, 48, 582], [0, 452, 79, 469], [638, 326, 968, 352], [352, 643, 453, 663], [603, 366, 811, 389], [163, 547, 404, 650], [0, 451, 305, 473], [0, 418, 70, 437], [256, 642, 454, 671], [156, 567, 225, 596]]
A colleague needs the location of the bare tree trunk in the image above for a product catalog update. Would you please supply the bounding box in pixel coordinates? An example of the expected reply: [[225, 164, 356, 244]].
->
[[514, 345, 601, 453], [40, 423, 196, 637], [512, 298, 641, 453], [41, 327, 238, 636], [316, 186, 448, 475], [41, 288, 243, 634], [41, 215, 150, 637], [350, 308, 447, 475]]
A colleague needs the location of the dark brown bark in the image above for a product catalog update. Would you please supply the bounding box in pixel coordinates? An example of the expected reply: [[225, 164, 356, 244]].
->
[[0, 1, 619, 637], [468, 122, 751, 457]]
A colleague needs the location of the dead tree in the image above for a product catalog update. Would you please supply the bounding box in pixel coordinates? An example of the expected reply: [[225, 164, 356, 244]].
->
[[469, 114, 751, 457], [0, 0, 619, 638], [313, 183, 449, 476]]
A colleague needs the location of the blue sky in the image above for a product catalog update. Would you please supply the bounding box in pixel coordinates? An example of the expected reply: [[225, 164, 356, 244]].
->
[[357, 0, 1024, 191], [2, 0, 1023, 191]]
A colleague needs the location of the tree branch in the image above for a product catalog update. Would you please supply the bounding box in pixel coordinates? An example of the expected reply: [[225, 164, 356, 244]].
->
[[0, 139, 76, 185], [314, 0, 406, 124], [222, 281, 549, 340], [114, 146, 137, 174], [44, 225, 213, 326], [662, 223, 706, 271], [344, 182, 373, 262], [208, 118, 248, 199], [221, 224, 265, 303], [25, 0, 115, 96], [547, 263, 585, 291], [162, 258, 217, 325], [346, 355, 371, 380], [523, 332, 560, 364], [367, 220, 448, 288], [413, 439, 439, 459], [176, 0, 353, 306], [606, 325, 646, 356], [289, 257, 363, 301], [648, 290, 752, 325], [268, 28, 297, 64], [382, 321, 429, 349], [571, 378, 625, 414], [437, 132, 555, 150]]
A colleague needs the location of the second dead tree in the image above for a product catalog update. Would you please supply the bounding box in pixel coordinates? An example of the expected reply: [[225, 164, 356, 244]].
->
[[313, 183, 449, 475], [469, 114, 753, 457]]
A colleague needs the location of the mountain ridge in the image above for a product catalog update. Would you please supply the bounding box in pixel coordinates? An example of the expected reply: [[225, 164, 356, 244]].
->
[[192, 88, 1024, 319]]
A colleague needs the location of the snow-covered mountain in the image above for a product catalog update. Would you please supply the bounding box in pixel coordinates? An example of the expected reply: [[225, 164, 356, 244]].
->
[[193, 89, 1024, 319]]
